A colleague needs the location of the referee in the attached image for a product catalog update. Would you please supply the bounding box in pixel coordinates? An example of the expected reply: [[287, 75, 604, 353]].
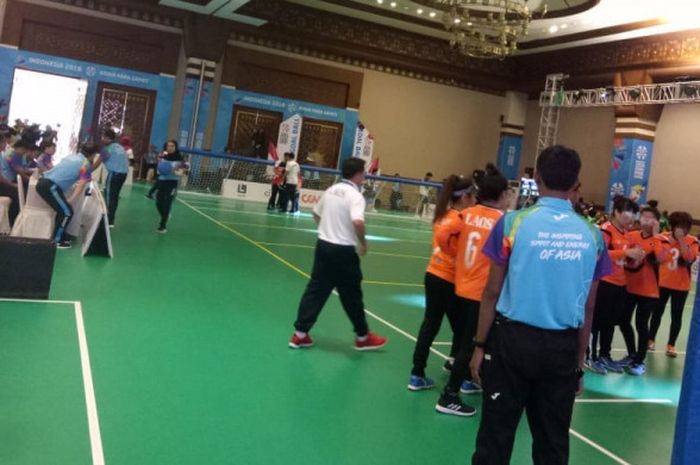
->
[[469, 146, 613, 465], [289, 157, 387, 351]]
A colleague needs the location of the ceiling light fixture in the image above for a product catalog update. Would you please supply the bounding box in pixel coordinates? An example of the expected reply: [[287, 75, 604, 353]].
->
[[412, 0, 539, 59], [377, 0, 384, 4], [549, 25, 559, 33], [417, 8, 424, 14], [390, 1, 397, 6], [429, 11, 437, 18]]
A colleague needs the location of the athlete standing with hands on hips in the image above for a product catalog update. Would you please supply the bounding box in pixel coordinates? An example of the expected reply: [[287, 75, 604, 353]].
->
[[469, 146, 612, 465]]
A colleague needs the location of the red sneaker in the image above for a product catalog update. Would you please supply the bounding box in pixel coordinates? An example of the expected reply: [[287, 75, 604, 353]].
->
[[354, 332, 387, 351], [289, 333, 314, 349]]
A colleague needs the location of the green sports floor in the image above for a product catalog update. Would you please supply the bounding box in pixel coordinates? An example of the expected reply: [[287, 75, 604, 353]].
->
[[1, 183, 694, 465]]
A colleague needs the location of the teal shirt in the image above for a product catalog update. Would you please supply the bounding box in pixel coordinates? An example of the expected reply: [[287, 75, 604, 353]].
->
[[483, 197, 612, 330], [100, 142, 128, 174]]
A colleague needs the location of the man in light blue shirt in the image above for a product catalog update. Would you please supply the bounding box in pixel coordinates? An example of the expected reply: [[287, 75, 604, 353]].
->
[[36, 143, 99, 248], [93, 129, 128, 227], [469, 146, 613, 465]]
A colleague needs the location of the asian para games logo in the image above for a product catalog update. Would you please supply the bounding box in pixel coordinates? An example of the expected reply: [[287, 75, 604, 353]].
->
[[610, 182, 624, 198]]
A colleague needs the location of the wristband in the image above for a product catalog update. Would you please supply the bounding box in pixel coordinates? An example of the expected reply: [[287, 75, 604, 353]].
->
[[473, 339, 486, 349]]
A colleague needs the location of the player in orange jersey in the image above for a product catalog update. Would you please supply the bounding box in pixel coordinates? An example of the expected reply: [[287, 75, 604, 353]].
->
[[650, 211, 699, 357], [435, 164, 510, 417], [622, 206, 665, 375], [587, 196, 643, 375], [408, 175, 476, 391]]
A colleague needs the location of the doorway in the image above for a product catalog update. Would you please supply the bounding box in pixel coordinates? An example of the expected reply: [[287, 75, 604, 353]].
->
[[92, 82, 156, 177], [8, 68, 88, 164], [298, 118, 343, 168], [228, 105, 283, 157]]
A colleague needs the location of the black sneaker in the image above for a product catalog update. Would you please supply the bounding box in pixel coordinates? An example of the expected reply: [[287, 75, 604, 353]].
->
[[145, 194, 154, 200], [157, 226, 167, 234], [442, 359, 454, 373], [56, 240, 72, 249], [435, 393, 476, 417]]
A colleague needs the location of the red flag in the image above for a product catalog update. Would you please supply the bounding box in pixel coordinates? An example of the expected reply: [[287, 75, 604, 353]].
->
[[268, 141, 279, 161], [368, 157, 379, 174]]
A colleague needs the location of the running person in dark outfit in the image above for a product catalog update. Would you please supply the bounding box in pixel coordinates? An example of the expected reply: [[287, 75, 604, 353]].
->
[[154, 143, 187, 233]]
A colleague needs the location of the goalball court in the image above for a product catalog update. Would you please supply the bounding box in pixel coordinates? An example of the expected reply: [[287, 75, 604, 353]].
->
[[0, 185, 692, 465]]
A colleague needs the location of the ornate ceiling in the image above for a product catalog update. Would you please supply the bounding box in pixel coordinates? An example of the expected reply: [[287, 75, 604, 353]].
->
[[42, 0, 700, 94]]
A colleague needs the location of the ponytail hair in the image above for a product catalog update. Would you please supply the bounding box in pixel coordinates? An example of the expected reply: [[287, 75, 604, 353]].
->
[[472, 163, 508, 203], [612, 195, 639, 215], [434, 175, 474, 223]]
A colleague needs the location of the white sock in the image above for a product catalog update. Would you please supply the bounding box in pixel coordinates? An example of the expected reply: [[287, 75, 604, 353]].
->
[[357, 334, 369, 342], [295, 331, 307, 339]]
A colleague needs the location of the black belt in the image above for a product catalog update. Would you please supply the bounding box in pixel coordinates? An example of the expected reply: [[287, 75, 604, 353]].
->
[[495, 313, 578, 335]]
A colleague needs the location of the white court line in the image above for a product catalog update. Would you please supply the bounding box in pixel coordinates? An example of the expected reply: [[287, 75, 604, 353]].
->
[[0, 299, 105, 465], [0, 297, 81, 305], [74, 302, 106, 465], [185, 204, 433, 234], [612, 348, 687, 356], [575, 399, 672, 404], [178, 199, 637, 465], [432, 341, 452, 346], [569, 429, 632, 465]]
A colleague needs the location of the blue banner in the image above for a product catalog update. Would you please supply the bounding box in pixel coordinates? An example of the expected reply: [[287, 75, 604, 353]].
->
[[606, 138, 654, 211], [496, 134, 522, 180], [672, 281, 700, 465], [212, 88, 359, 168], [0, 47, 174, 149], [178, 78, 213, 149]]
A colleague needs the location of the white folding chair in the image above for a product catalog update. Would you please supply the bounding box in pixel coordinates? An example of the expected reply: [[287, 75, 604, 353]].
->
[[16, 174, 25, 212], [11, 174, 55, 240], [0, 197, 11, 234], [65, 182, 89, 238]]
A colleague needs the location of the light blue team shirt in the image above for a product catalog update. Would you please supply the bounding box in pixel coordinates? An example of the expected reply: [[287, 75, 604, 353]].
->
[[483, 197, 612, 330], [44, 153, 93, 193], [0, 151, 14, 181], [100, 142, 128, 174]]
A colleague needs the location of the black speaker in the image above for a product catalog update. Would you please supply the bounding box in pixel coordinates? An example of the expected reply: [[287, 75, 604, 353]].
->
[[0, 236, 56, 299]]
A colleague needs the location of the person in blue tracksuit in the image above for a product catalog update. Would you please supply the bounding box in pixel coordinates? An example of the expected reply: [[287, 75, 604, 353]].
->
[[36, 143, 100, 248], [155, 150, 187, 234], [93, 129, 128, 227]]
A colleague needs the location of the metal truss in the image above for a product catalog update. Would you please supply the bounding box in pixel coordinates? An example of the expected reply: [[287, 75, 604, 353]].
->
[[540, 79, 700, 108]]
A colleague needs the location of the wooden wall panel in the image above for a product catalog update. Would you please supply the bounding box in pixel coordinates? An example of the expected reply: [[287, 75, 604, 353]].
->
[[223, 46, 363, 109], [2, 0, 181, 75]]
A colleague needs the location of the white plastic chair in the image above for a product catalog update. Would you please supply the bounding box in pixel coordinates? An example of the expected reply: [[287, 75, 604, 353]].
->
[[11, 174, 55, 240], [0, 197, 11, 234], [65, 182, 89, 238], [16, 174, 25, 212]]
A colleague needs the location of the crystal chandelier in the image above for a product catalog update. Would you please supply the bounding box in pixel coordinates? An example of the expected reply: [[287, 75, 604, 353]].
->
[[414, 0, 536, 59]]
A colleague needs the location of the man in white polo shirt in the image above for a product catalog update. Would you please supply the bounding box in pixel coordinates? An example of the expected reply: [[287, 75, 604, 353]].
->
[[279, 152, 299, 213], [289, 157, 388, 351]]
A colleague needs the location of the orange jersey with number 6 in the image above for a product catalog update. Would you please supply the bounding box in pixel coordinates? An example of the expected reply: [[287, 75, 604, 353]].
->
[[454, 204, 504, 301]]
